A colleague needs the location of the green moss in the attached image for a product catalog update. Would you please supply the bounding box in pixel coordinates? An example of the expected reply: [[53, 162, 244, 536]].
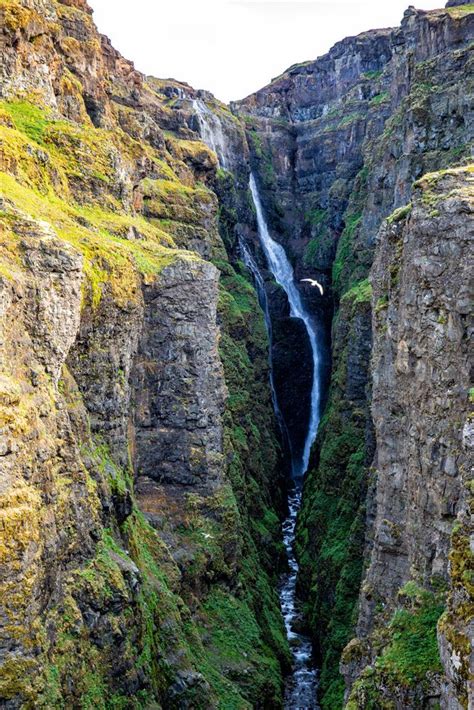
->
[[445, 3, 474, 17], [2, 100, 50, 144], [83, 440, 133, 505], [248, 131, 277, 191], [305, 207, 327, 227], [38, 666, 62, 708], [0, 67, 290, 710], [0, 97, 210, 308], [387, 203, 412, 224], [321, 676, 346, 710], [341, 278, 372, 308], [332, 213, 362, 294], [347, 584, 445, 708], [338, 112, 363, 128], [196, 588, 282, 705], [295, 267, 374, 708], [0, 172, 188, 307], [303, 237, 320, 268], [363, 70, 383, 80], [302, 208, 331, 267], [369, 91, 390, 107], [378, 585, 444, 683], [296, 396, 368, 707], [215, 257, 290, 693]]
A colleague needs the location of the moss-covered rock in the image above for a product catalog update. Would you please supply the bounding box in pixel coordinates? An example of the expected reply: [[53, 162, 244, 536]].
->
[[0, 1, 289, 707]]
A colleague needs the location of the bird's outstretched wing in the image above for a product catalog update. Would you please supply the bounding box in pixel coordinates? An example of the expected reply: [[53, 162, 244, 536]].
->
[[300, 278, 324, 295]]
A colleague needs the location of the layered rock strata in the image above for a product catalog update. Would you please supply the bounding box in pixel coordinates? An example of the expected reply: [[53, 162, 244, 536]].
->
[[234, 4, 473, 708], [0, 0, 289, 707], [0, 0, 473, 708]]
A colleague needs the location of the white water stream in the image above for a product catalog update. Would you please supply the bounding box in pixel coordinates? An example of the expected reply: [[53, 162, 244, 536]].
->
[[249, 173, 321, 708], [192, 98, 229, 169], [192, 94, 321, 702]]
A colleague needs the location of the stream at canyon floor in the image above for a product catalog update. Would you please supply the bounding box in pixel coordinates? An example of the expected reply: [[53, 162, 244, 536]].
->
[[193, 102, 322, 704], [281, 484, 320, 708], [248, 174, 321, 708]]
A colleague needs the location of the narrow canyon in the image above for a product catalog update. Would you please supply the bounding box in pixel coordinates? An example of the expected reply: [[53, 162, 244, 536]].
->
[[0, 0, 472, 709]]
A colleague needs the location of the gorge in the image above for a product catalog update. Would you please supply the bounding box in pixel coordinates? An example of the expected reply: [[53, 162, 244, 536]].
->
[[248, 173, 321, 706], [0, 1, 472, 709]]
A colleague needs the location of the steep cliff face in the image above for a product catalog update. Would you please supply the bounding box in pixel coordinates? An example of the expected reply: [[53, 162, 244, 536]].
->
[[0, 0, 289, 707], [234, 5, 473, 708], [343, 166, 473, 709]]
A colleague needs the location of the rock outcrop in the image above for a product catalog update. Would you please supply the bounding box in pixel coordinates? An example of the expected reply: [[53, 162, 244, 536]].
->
[[0, 0, 289, 707], [343, 166, 473, 709], [0, 0, 472, 708]]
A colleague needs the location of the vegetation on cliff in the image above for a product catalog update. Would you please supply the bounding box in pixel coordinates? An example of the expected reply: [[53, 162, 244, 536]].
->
[[237, 5, 473, 708], [1, 0, 472, 709], [0, 1, 289, 707]]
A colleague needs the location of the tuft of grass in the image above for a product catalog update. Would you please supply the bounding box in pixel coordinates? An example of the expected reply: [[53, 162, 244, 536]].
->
[[363, 69, 383, 80], [445, 3, 474, 18], [2, 100, 50, 144], [341, 278, 372, 307], [332, 213, 362, 294], [376, 583, 444, 684], [370, 91, 390, 107], [387, 203, 412, 224]]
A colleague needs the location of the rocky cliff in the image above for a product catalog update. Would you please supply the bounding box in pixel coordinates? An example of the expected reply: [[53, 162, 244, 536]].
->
[[0, 1, 290, 707], [0, 0, 472, 709], [234, 4, 473, 709], [342, 164, 473, 710]]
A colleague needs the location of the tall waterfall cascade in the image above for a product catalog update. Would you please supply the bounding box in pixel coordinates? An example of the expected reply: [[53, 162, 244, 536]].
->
[[249, 173, 322, 709], [249, 173, 321, 477], [192, 99, 229, 169]]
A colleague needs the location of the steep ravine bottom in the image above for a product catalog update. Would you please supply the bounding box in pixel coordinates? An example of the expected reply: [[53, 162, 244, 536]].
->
[[0, 0, 473, 708], [281, 484, 319, 709], [246, 174, 324, 706]]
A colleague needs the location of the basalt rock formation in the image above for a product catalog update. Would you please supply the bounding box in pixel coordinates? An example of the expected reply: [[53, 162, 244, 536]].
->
[[344, 165, 473, 710], [0, 1, 289, 707], [0, 1, 472, 709], [234, 4, 473, 709]]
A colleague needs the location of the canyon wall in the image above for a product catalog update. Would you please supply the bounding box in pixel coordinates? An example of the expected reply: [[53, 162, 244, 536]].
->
[[235, 4, 473, 708], [0, 0, 472, 708], [0, 1, 290, 707], [343, 164, 473, 710]]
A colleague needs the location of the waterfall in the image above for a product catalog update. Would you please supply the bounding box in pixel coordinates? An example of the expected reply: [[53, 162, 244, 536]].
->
[[248, 172, 322, 709], [192, 99, 228, 169], [249, 173, 321, 478]]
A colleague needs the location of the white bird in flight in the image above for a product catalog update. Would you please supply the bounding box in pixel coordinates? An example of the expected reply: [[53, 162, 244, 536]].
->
[[301, 278, 324, 296]]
